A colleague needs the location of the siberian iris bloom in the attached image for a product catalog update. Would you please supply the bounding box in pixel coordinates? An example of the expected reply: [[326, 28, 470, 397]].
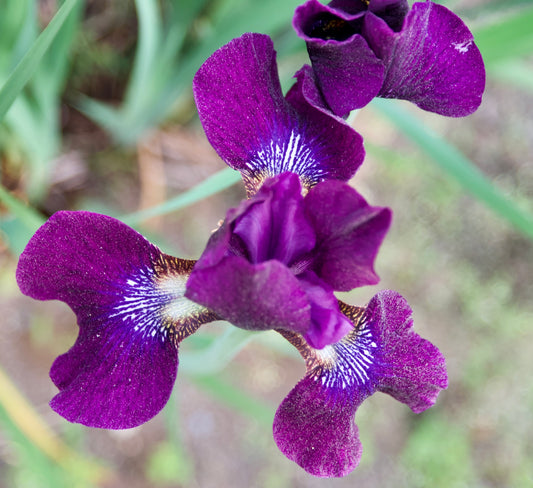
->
[[274, 290, 448, 477], [193, 32, 366, 196], [15, 171, 390, 427], [186, 172, 391, 349], [293, 0, 485, 117]]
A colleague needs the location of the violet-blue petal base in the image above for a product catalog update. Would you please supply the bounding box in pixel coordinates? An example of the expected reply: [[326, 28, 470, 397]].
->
[[193, 32, 364, 194], [273, 290, 447, 477], [16, 211, 216, 429]]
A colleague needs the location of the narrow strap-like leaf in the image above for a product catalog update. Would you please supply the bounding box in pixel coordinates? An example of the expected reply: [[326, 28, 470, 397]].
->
[[0, 0, 80, 121], [372, 99, 533, 241]]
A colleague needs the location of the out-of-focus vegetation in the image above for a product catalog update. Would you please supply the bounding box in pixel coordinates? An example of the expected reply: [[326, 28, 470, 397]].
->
[[0, 0, 532, 487]]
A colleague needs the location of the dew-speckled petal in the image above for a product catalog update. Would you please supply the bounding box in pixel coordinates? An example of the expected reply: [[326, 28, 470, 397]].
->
[[273, 290, 447, 476]]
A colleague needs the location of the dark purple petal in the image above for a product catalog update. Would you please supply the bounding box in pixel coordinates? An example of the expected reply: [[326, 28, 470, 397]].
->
[[294, 0, 384, 116], [273, 291, 447, 476], [365, 290, 448, 412], [233, 172, 315, 265], [186, 256, 311, 336], [368, 0, 409, 32], [285, 65, 366, 181], [304, 180, 392, 290], [193, 33, 364, 193], [16, 211, 215, 428], [273, 375, 364, 477], [368, 2, 485, 116]]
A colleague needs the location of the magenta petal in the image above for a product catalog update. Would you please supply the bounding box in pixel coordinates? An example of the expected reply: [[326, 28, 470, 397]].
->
[[49, 324, 178, 429], [367, 290, 448, 412], [273, 291, 447, 476], [372, 2, 485, 116], [304, 180, 392, 290], [17, 211, 213, 428], [273, 376, 363, 477], [193, 33, 364, 193], [233, 172, 315, 265], [305, 36, 384, 116], [186, 256, 310, 335]]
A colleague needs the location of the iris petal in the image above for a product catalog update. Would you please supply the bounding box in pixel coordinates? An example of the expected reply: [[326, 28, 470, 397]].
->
[[367, 2, 485, 116], [16, 211, 216, 428], [294, 0, 384, 116], [193, 32, 364, 193], [304, 179, 392, 290], [273, 290, 447, 477]]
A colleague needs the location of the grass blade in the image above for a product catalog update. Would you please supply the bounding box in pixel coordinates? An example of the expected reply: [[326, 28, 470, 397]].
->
[[0, 0, 80, 121], [372, 99, 533, 241], [180, 327, 255, 375], [0, 185, 45, 232], [121, 167, 242, 225]]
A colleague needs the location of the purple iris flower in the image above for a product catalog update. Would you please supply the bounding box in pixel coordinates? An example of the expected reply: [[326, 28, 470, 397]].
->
[[293, 0, 486, 117], [185, 172, 391, 349], [15, 172, 389, 427], [274, 290, 448, 477], [193, 32, 365, 196]]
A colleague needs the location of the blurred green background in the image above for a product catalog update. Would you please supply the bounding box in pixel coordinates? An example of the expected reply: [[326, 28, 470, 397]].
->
[[1, 0, 532, 487]]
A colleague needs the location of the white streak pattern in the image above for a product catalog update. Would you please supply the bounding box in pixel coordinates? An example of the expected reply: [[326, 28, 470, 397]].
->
[[108, 266, 199, 344], [315, 321, 377, 391], [246, 129, 327, 184]]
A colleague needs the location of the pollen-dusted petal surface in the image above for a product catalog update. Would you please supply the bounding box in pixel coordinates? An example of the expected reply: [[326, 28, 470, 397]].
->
[[369, 1, 485, 116], [193, 32, 364, 194], [304, 179, 392, 290], [273, 291, 447, 477], [16, 211, 216, 429]]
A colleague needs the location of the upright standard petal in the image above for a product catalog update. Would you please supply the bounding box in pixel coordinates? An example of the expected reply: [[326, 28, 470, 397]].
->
[[17, 211, 216, 429], [293, 0, 385, 115], [294, 0, 485, 117], [186, 173, 377, 349], [273, 291, 447, 477], [193, 32, 364, 195], [186, 174, 320, 345], [367, 2, 485, 116], [304, 178, 392, 290]]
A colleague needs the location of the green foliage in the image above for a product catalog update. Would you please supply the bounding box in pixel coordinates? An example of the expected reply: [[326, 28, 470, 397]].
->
[[0, 0, 83, 200], [372, 99, 533, 241], [402, 416, 476, 488]]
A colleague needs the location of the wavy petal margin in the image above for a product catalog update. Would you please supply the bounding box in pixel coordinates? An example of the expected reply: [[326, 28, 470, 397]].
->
[[274, 290, 447, 477], [17, 211, 216, 428]]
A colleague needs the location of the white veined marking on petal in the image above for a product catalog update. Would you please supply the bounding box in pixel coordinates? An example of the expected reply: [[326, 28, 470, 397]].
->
[[245, 129, 327, 182], [452, 40, 472, 54], [108, 266, 202, 343], [317, 324, 378, 390]]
